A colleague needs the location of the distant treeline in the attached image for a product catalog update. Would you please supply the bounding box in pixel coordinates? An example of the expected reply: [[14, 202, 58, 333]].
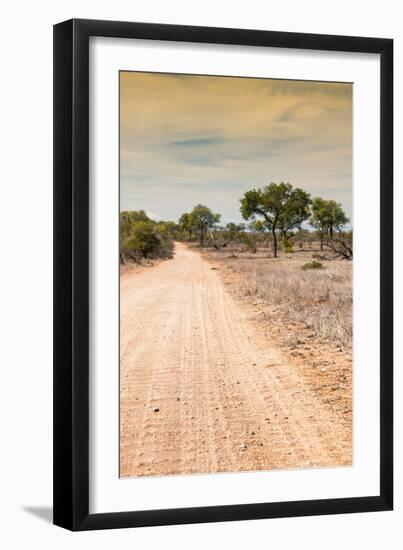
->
[[120, 182, 352, 263]]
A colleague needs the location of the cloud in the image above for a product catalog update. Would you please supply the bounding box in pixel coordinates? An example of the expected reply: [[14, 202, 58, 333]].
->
[[170, 137, 224, 147], [120, 72, 352, 223]]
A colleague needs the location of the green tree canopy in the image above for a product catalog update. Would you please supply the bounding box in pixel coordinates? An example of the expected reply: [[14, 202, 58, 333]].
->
[[120, 210, 150, 224], [225, 222, 246, 241], [310, 197, 349, 250], [310, 197, 330, 250], [119, 210, 174, 262], [327, 200, 349, 238], [121, 221, 161, 260], [178, 212, 194, 240], [240, 182, 311, 257], [277, 187, 311, 239], [120, 210, 152, 242], [249, 219, 268, 233], [189, 204, 221, 246]]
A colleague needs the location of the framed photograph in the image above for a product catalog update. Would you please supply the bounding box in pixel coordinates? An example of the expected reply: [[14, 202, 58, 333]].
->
[[53, 19, 393, 530]]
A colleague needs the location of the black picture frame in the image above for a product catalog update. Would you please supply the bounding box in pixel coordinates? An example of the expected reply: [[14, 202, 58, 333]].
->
[[53, 18, 393, 531]]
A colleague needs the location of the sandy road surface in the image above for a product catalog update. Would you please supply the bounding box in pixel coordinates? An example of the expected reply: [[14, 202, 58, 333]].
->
[[120, 242, 351, 477]]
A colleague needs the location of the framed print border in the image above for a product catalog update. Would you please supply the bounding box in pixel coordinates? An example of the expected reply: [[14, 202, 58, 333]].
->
[[53, 18, 393, 531]]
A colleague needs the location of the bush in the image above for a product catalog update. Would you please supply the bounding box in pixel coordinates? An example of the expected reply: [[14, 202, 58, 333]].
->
[[239, 232, 257, 253], [301, 260, 324, 270], [283, 238, 293, 253], [120, 213, 173, 263]]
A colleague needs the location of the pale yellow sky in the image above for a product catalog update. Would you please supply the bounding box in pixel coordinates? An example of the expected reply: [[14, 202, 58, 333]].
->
[[120, 72, 352, 224]]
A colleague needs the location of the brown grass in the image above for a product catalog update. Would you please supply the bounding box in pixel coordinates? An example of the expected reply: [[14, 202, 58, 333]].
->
[[204, 246, 352, 349]]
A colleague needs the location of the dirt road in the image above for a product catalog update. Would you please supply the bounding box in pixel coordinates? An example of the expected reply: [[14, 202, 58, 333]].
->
[[120, 242, 351, 478]]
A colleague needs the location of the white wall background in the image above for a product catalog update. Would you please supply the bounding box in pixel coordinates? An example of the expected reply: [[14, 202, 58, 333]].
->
[[0, 1, 400, 548]]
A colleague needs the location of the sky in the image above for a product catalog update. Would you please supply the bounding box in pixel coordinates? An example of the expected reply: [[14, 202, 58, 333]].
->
[[120, 72, 352, 226]]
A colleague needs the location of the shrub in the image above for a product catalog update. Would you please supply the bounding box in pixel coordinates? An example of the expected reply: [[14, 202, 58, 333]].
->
[[301, 261, 324, 270], [283, 238, 294, 253], [239, 232, 257, 253], [120, 214, 173, 263]]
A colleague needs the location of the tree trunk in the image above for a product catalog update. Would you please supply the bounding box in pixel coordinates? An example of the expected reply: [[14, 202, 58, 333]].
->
[[200, 227, 204, 247], [320, 232, 323, 251], [272, 227, 277, 258]]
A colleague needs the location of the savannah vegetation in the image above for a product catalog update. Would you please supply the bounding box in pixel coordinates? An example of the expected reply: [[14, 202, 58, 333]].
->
[[120, 182, 352, 262], [120, 182, 353, 347], [120, 210, 175, 263]]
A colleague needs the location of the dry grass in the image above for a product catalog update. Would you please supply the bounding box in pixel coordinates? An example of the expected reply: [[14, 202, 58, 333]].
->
[[206, 246, 352, 348]]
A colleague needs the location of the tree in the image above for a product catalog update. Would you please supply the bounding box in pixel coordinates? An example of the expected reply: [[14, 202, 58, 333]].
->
[[249, 219, 267, 234], [225, 222, 245, 244], [121, 209, 150, 224], [325, 230, 353, 259], [121, 221, 161, 260], [119, 213, 133, 242], [226, 222, 244, 234], [309, 197, 330, 251], [327, 200, 349, 240], [156, 220, 178, 238], [277, 187, 311, 240], [310, 198, 349, 250], [240, 182, 310, 258], [119, 210, 173, 263], [189, 204, 221, 247], [178, 212, 194, 240], [120, 210, 153, 251]]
